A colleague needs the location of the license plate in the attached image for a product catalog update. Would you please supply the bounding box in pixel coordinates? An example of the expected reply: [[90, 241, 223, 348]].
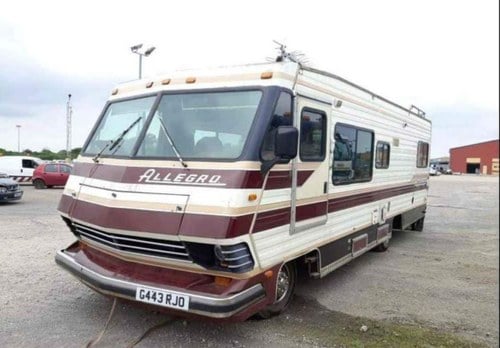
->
[[135, 286, 189, 311], [14, 192, 22, 198]]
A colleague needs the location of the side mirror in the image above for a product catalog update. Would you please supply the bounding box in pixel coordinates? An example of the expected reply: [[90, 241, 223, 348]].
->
[[275, 126, 298, 159], [261, 126, 298, 175]]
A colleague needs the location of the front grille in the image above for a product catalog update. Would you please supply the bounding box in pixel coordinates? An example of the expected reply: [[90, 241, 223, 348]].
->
[[7, 185, 18, 191], [73, 223, 191, 261]]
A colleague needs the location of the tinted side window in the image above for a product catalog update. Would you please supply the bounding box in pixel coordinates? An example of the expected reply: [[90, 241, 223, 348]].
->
[[417, 141, 429, 168], [300, 109, 326, 161], [375, 141, 390, 169], [332, 124, 374, 185], [45, 164, 58, 173], [22, 159, 37, 169], [261, 92, 293, 161]]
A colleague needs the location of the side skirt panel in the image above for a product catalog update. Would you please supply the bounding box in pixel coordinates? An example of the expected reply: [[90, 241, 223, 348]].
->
[[317, 221, 392, 278]]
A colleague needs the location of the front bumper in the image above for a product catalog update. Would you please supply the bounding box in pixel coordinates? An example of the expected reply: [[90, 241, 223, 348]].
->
[[55, 247, 266, 319], [0, 190, 23, 201]]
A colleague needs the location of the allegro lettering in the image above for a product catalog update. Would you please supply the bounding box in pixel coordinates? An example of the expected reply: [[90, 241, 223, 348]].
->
[[138, 169, 225, 186]]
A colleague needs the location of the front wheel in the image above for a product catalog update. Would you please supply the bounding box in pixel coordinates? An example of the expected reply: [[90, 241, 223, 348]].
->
[[257, 261, 296, 319]]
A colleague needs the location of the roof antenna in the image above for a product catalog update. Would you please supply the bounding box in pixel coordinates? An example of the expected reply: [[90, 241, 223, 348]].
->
[[272, 40, 309, 65]]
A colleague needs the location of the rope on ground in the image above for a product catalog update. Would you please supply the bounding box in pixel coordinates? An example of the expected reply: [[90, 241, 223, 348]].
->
[[85, 298, 118, 348], [126, 317, 177, 348]]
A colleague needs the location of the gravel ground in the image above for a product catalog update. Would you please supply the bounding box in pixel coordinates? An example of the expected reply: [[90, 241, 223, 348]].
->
[[0, 175, 498, 347]]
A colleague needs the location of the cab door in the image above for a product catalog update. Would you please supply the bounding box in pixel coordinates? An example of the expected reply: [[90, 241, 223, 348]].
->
[[291, 97, 330, 233]]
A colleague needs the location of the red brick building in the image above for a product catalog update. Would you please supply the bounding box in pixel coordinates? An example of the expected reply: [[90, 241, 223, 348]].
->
[[449, 140, 499, 175]]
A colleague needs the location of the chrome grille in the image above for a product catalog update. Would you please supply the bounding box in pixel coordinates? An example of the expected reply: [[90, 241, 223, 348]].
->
[[73, 223, 191, 261], [8, 184, 18, 191]]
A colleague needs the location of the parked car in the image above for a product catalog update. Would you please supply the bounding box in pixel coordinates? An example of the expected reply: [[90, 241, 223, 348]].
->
[[32, 163, 72, 189], [429, 165, 441, 176], [0, 172, 23, 202]]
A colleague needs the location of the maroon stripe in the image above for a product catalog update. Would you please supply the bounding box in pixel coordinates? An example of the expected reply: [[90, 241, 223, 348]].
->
[[178, 213, 253, 239], [66, 198, 253, 238], [58, 195, 73, 215], [328, 184, 427, 213], [59, 183, 427, 238], [254, 207, 291, 232], [72, 163, 313, 189], [296, 201, 328, 222]]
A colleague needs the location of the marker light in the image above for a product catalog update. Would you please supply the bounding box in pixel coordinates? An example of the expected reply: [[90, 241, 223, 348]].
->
[[111, 88, 119, 95], [146, 81, 154, 88], [260, 72, 273, 79], [186, 77, 196, 84], [161, 78, 171, 85]]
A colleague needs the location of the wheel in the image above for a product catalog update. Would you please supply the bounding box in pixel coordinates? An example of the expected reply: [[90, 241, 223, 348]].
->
[[257, 261, 296, 319], [373, 239, 390, 252], [411, 217, 425, 232], [33, 179, 47, 189]]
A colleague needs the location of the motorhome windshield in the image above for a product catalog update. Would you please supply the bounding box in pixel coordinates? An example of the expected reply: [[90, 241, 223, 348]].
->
[[84, 91, 262, 160], [137, 90, 262, 160], [84, 97, 156, 157]]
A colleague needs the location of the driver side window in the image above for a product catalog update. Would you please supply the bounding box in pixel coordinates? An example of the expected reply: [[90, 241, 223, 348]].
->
[[260, 92, 293, 161]]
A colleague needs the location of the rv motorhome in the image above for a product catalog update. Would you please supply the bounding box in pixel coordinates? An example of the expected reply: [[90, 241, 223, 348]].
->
[[55, 53, 431, 321]]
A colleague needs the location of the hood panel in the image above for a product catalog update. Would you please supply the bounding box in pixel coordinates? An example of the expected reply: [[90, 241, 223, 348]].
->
[[70, 182, 189, 236]]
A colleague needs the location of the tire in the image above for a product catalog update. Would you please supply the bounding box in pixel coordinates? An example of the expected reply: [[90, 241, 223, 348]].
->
[[33, 179, 47, 189], [256, 261, 296, 319], [373, 239, 390, 252], [411, 217, 425, 232]]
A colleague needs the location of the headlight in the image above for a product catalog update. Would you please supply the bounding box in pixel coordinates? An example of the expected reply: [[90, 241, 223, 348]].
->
[[0, 187, 7, 193], [184, 242, 254, 273], [213, 243, 254, 272]]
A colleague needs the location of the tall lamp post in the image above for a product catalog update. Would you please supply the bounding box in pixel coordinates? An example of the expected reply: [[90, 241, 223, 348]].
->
[[16, 125, 21, 153], [130, 44, 156, 79]]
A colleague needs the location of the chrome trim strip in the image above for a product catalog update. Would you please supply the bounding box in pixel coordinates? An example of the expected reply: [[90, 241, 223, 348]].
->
[[79, 234, 189, 257], [75, 224, 185, 249], [55, 250, 265, 318]]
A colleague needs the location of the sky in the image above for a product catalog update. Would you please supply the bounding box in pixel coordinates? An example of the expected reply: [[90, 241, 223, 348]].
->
[[0, 0, 498, 158]]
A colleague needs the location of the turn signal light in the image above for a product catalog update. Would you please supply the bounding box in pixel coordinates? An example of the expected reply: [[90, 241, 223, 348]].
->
[[248, 193, 257, 201], [146, 81, 154, 88], [264, 270, 273, 279], [186, 77, 196, 83], [161, 78, 171, 85], [111, 88, 119, 95], [214, 276, 232, 286]]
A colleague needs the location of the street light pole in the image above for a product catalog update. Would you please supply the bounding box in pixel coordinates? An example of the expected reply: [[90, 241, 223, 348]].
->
[[130, 44, 155, 79], [16, 125, 21, 153], [139, 54, 142, 79]]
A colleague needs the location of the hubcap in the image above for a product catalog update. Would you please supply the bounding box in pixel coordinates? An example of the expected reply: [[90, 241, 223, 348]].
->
[[276, 265, 290, 302]]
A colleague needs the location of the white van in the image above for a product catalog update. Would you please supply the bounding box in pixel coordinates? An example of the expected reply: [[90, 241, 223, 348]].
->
[[0, 156, 43, 183]]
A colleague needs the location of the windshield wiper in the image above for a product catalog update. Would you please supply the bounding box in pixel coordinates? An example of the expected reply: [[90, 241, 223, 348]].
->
[[93, 117, 142, 163], [156, 115, 188, 168]]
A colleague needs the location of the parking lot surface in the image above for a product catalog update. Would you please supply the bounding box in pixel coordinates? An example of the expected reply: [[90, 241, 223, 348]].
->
[[0, 175, 498, 347]]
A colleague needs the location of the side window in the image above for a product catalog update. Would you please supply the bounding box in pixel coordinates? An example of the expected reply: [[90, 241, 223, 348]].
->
[[300, 109, 326, 161], [60, 165, 72, 174], [22, 159, 37, 169], [261, 92, 293, 161], [332, 124, 374, 185], [416, 141, 429, 168], [375, 141, 390, 169], [45, 164, 58, 173]]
